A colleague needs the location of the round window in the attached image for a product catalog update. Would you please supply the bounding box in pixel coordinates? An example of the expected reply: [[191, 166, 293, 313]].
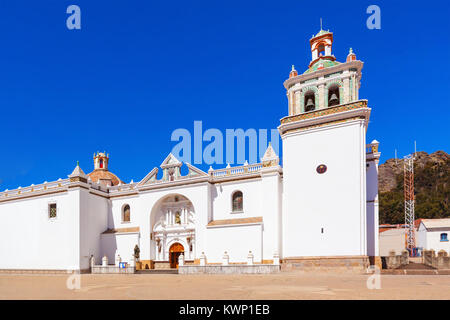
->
[[316, 164, 327, 174]]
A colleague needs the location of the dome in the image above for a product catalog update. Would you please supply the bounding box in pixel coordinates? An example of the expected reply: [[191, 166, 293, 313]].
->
[[87, 169, 123, 186], [304, 57, 340, 74], [314, 29, 332, 37]]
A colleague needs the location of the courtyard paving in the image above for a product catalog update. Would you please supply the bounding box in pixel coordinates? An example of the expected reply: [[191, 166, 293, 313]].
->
[[0, 272, 449, 299]]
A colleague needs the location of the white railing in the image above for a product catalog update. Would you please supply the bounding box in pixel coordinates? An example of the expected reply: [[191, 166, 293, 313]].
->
[[211, 163, 262, 178], [2, 162, 268, 198], [108, 183, 136, 194], [0, 178, 71, 198]]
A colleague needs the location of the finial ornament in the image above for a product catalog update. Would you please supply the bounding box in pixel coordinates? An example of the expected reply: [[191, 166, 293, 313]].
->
[[349, 47, 353, 54], [77, 160, 80, 167], [291, 65, 295, 71], [320, 18, 322, 30]]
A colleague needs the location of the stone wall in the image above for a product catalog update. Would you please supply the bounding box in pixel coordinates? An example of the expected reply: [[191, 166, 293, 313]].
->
[[423, 250, 450, 269], [91, 265, 135, 274], [179, 265, 280, 274], [385, 250, 409, 269], [281, 256, 370, 273]]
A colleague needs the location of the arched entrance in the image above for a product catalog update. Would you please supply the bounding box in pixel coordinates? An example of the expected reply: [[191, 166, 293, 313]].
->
[[169, 243, 184, 268], [150, 194, 196, 268]]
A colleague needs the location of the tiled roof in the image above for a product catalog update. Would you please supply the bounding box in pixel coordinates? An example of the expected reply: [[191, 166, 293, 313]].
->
[[87, 169, 123, 186], [379, 224, 406, 233], [420, 218, 450, 229]]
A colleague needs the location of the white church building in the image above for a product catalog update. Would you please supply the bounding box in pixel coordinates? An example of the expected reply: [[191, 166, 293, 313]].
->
[[0, 28, 381, 273]]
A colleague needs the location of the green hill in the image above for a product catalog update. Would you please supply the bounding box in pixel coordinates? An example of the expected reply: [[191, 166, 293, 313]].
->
[[378, 151, 450, 224]]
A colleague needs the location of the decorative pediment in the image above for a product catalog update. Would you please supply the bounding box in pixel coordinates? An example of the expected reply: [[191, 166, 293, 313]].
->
[[160, 153, 182, 169], [137, 167, 159, 186], [186, 163, 208, 177], [261, 143, 279, 167]]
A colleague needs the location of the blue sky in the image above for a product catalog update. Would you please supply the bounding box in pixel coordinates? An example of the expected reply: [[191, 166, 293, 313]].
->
[[0, 0, 449, 189]]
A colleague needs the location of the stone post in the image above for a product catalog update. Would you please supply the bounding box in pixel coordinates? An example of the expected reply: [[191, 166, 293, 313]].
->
[[200, 252, 206, 266], [430, 250, 436, 268], [401, 250, 409, 266], [247, 251, 254, 265], [90, 255, 95, 269], [102, 255, 108, 267], [179, 253, 184, 267], [387, 250, 396, 269], [437, 250, 447, 269], [129, 254, 136, 268], [115, 253, 122, 266], [222, 251, 229, 266], [423, 250, 433, 266], [273, 252, 280, 266], [444, 256, 450, 269]]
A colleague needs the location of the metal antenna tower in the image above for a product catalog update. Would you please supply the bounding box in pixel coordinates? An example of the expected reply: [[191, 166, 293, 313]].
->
[[404, 154, 416, 254]]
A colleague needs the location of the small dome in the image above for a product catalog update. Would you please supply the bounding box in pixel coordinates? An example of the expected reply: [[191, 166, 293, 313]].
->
[[304, 57, 340, 74], [314, 29, 332, 38], [87, 169, 123, 186]]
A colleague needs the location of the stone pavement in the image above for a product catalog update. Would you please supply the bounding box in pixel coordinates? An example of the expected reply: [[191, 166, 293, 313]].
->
[[0, 272, 449, 299]]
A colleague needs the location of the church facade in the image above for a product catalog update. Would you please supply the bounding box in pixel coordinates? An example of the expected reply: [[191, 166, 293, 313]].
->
[[0, 29, 381, 272]]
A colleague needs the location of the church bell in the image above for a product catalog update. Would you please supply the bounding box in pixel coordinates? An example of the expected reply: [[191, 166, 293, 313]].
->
[[305, 98, 315, 110], [329, 93, 339, 106]]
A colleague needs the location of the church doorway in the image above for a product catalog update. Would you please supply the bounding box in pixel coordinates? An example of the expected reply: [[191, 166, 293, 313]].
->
[[169, 243, 184, 268]]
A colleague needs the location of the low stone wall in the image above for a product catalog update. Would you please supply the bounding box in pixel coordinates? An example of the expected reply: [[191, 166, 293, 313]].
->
[[281, 256, 370, 273], [154, 261, 171, 270], [91, 265, 135, 274], [423, 250, 450, 269], [179, 265, 280, 274], [385, 250, 409, 269]]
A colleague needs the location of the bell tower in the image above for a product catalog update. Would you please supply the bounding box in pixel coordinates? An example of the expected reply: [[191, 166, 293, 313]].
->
[[94, 152, 109, 170], [279, 27, 378, 267]]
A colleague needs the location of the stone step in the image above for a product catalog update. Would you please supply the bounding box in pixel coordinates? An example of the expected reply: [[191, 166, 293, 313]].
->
[[397, 262, 435, 270]]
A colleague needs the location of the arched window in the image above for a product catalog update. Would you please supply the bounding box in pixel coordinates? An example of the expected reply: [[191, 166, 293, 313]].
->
[[304, 91, 315, 112], [317, 44, 325, 57], [123, 204, 131, 222], [441, 233, 448, 242], [328, 84, 340, 107], [232, 191, 243, 212], [99, 159, 104, 169]]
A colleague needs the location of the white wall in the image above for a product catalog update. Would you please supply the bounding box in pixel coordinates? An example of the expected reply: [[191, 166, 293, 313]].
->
[[0, 189, 81, 270], [211, 179, 262, 221], [417, 224, 450, 252], [366, 158, 379, 257], [210, 171, 282, 261], [260, 170, 282, 260], [80, 190, 109, 268], [101, 232, 139, 264], [205, 224, 262, 263], [379, 229, 405, 256], [282, 119, 367, 257]]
